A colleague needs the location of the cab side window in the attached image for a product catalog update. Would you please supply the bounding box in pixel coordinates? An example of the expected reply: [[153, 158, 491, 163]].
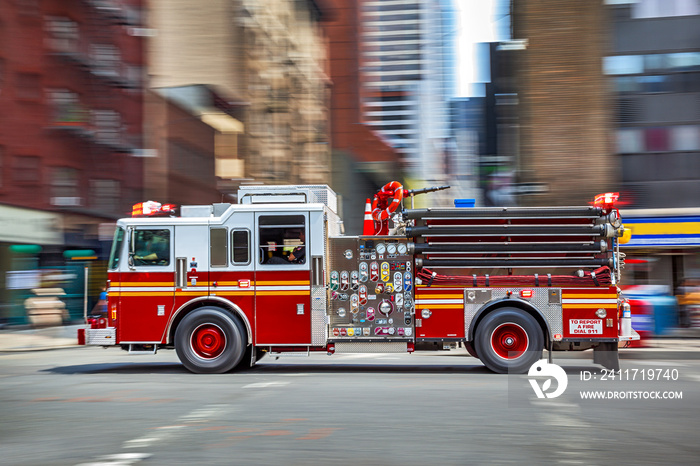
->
[[258, 215, 305, 265], [133, 229, 170, 266], [232, 229, 251, 265]]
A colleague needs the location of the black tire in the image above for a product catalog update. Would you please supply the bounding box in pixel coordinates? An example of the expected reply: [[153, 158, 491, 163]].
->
[[231, 345, 266, 371], [474, 307, 543, 374], [464, 341, 479, 359], [175, 307, 246, 374]]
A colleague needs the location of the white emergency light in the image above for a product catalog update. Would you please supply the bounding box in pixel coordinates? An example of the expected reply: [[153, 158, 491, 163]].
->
[[132, 201, 177, 217]]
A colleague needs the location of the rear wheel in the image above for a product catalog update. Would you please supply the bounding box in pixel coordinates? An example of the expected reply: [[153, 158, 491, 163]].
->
[[231, 345, 266, 371], [464, 341, 479, 359], [474, 308, 543, 374], [175, 307, 246, 374]]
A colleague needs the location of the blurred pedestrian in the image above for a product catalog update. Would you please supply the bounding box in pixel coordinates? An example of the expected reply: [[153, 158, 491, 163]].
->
[[91, 286, 108, 318], [678, 279, 700, 327]]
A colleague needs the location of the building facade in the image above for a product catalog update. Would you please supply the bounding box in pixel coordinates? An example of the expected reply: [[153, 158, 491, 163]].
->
[[605, 0, 700, 290], [605, 0, 700, 209], [0, 0, 145, 222], [147, 0, 331, 195], [324, 0, 403, 233], [512, 0, 616, 206], [358, 0, 454, 191], [0, 0, 146, 324]]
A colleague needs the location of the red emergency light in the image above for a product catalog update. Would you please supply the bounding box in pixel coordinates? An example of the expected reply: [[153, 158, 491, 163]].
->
[[520, 289, 534, 299], [132, 201, 177, 217], [593, 192, 619, 210]]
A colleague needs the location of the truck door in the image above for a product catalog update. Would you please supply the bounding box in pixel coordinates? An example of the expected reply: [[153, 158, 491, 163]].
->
[[119, 226, 175, 343], [207, 211, 255, 336], [172, 224, 210, 328], [254, 212, 311, 345]]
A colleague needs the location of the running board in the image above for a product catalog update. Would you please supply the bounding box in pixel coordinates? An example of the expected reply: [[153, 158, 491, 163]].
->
[[269, 348, 311, 358], [128, 344, 158, 355]]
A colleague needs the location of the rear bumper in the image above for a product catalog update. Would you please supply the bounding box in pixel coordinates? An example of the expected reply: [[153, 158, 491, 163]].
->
[[78, 327, 117, 346], [619, 328, 641, 342]]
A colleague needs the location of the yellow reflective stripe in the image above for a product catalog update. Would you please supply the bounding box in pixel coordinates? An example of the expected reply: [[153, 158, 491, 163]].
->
[[416, 304, 464, 309], [562, 294, 617, 299], [563, 304, 617, 309], [414, 294, 463, 299], [115, 282, 175, 287], [256, 291, 310, 296], [120, 292, 176, 297], [256, 281, 310, 285], [116, 280, 309, 286], [626, 221, 700, 235]]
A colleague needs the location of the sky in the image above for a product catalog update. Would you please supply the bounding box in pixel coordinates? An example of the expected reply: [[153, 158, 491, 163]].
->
[[455, 0, 498, 97]]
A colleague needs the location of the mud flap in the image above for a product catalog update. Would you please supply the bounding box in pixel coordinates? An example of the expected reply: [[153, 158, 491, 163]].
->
[[593, 342, 619, 371]]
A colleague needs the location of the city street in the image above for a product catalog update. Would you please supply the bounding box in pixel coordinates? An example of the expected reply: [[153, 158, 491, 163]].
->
[[1, 347, 699, 465]]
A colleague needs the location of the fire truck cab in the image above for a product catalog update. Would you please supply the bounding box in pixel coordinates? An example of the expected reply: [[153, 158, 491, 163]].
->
[[82, 184, 638, 374]]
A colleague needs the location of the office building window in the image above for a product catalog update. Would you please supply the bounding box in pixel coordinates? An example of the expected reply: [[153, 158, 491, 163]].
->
[[671, 125, 700, 151], [632, 0, 700, 18], [645, 127, 670, 151], [51, 167, 79, 199], [91, 44, 120, 77], [46, 16, 79, 53], [617, 129, 644, 153], [48, 89, 85, 124], [92, 109, 121, 143]]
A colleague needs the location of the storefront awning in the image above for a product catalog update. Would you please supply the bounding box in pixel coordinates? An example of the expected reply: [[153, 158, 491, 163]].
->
[[620, 210, 700, 248], [0, 204, 63, 246]]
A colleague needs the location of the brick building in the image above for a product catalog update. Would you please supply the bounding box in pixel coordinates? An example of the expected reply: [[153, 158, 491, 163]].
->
[[0, 0, 146, 231], [512, 0, 617, 206], [0, 0, 146, 324], [324, 0, 403, 233]]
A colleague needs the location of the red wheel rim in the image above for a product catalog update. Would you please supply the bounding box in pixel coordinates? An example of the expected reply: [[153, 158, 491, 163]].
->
[[490, 323, 529, 360], [190, 324, 226, 359]]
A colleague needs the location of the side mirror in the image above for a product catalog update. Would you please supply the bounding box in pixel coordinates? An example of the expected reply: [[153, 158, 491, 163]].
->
[[127, 227, 135, 269]]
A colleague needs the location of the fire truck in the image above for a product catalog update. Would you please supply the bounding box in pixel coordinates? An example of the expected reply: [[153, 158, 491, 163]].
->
[[79, 183, 638, 374]]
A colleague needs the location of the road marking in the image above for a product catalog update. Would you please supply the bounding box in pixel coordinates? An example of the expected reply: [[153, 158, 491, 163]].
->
[[530, 400, 580, 409], [75, 452, 152, 465], [178, 404, 229, 422], [242, 381, 290, 389], [123, 426, 186, 449]]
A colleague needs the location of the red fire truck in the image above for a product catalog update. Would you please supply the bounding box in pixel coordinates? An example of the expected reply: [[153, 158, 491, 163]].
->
[[79, 183, 638, 374]]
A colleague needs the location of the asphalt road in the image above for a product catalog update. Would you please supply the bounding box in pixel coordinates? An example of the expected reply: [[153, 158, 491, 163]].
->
[[1, 347, 699, 465]]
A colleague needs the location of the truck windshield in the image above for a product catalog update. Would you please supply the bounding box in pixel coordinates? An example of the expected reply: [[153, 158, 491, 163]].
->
[[108, 227, 125, 270]]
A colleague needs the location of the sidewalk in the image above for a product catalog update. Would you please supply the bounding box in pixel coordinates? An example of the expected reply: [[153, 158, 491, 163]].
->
[[2, 324, 700, 355], [0, 324, 82, 352]]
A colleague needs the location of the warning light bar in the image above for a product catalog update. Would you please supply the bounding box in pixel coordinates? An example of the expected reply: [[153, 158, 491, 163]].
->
[[520, 289, 534, 299], [132, 201, 178, 217], [593, 192, 619, 210]]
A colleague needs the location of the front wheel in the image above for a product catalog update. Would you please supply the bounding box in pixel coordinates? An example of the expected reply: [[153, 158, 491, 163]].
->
[[474, 308, 543, 374], [175, 307, 246, 374]]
